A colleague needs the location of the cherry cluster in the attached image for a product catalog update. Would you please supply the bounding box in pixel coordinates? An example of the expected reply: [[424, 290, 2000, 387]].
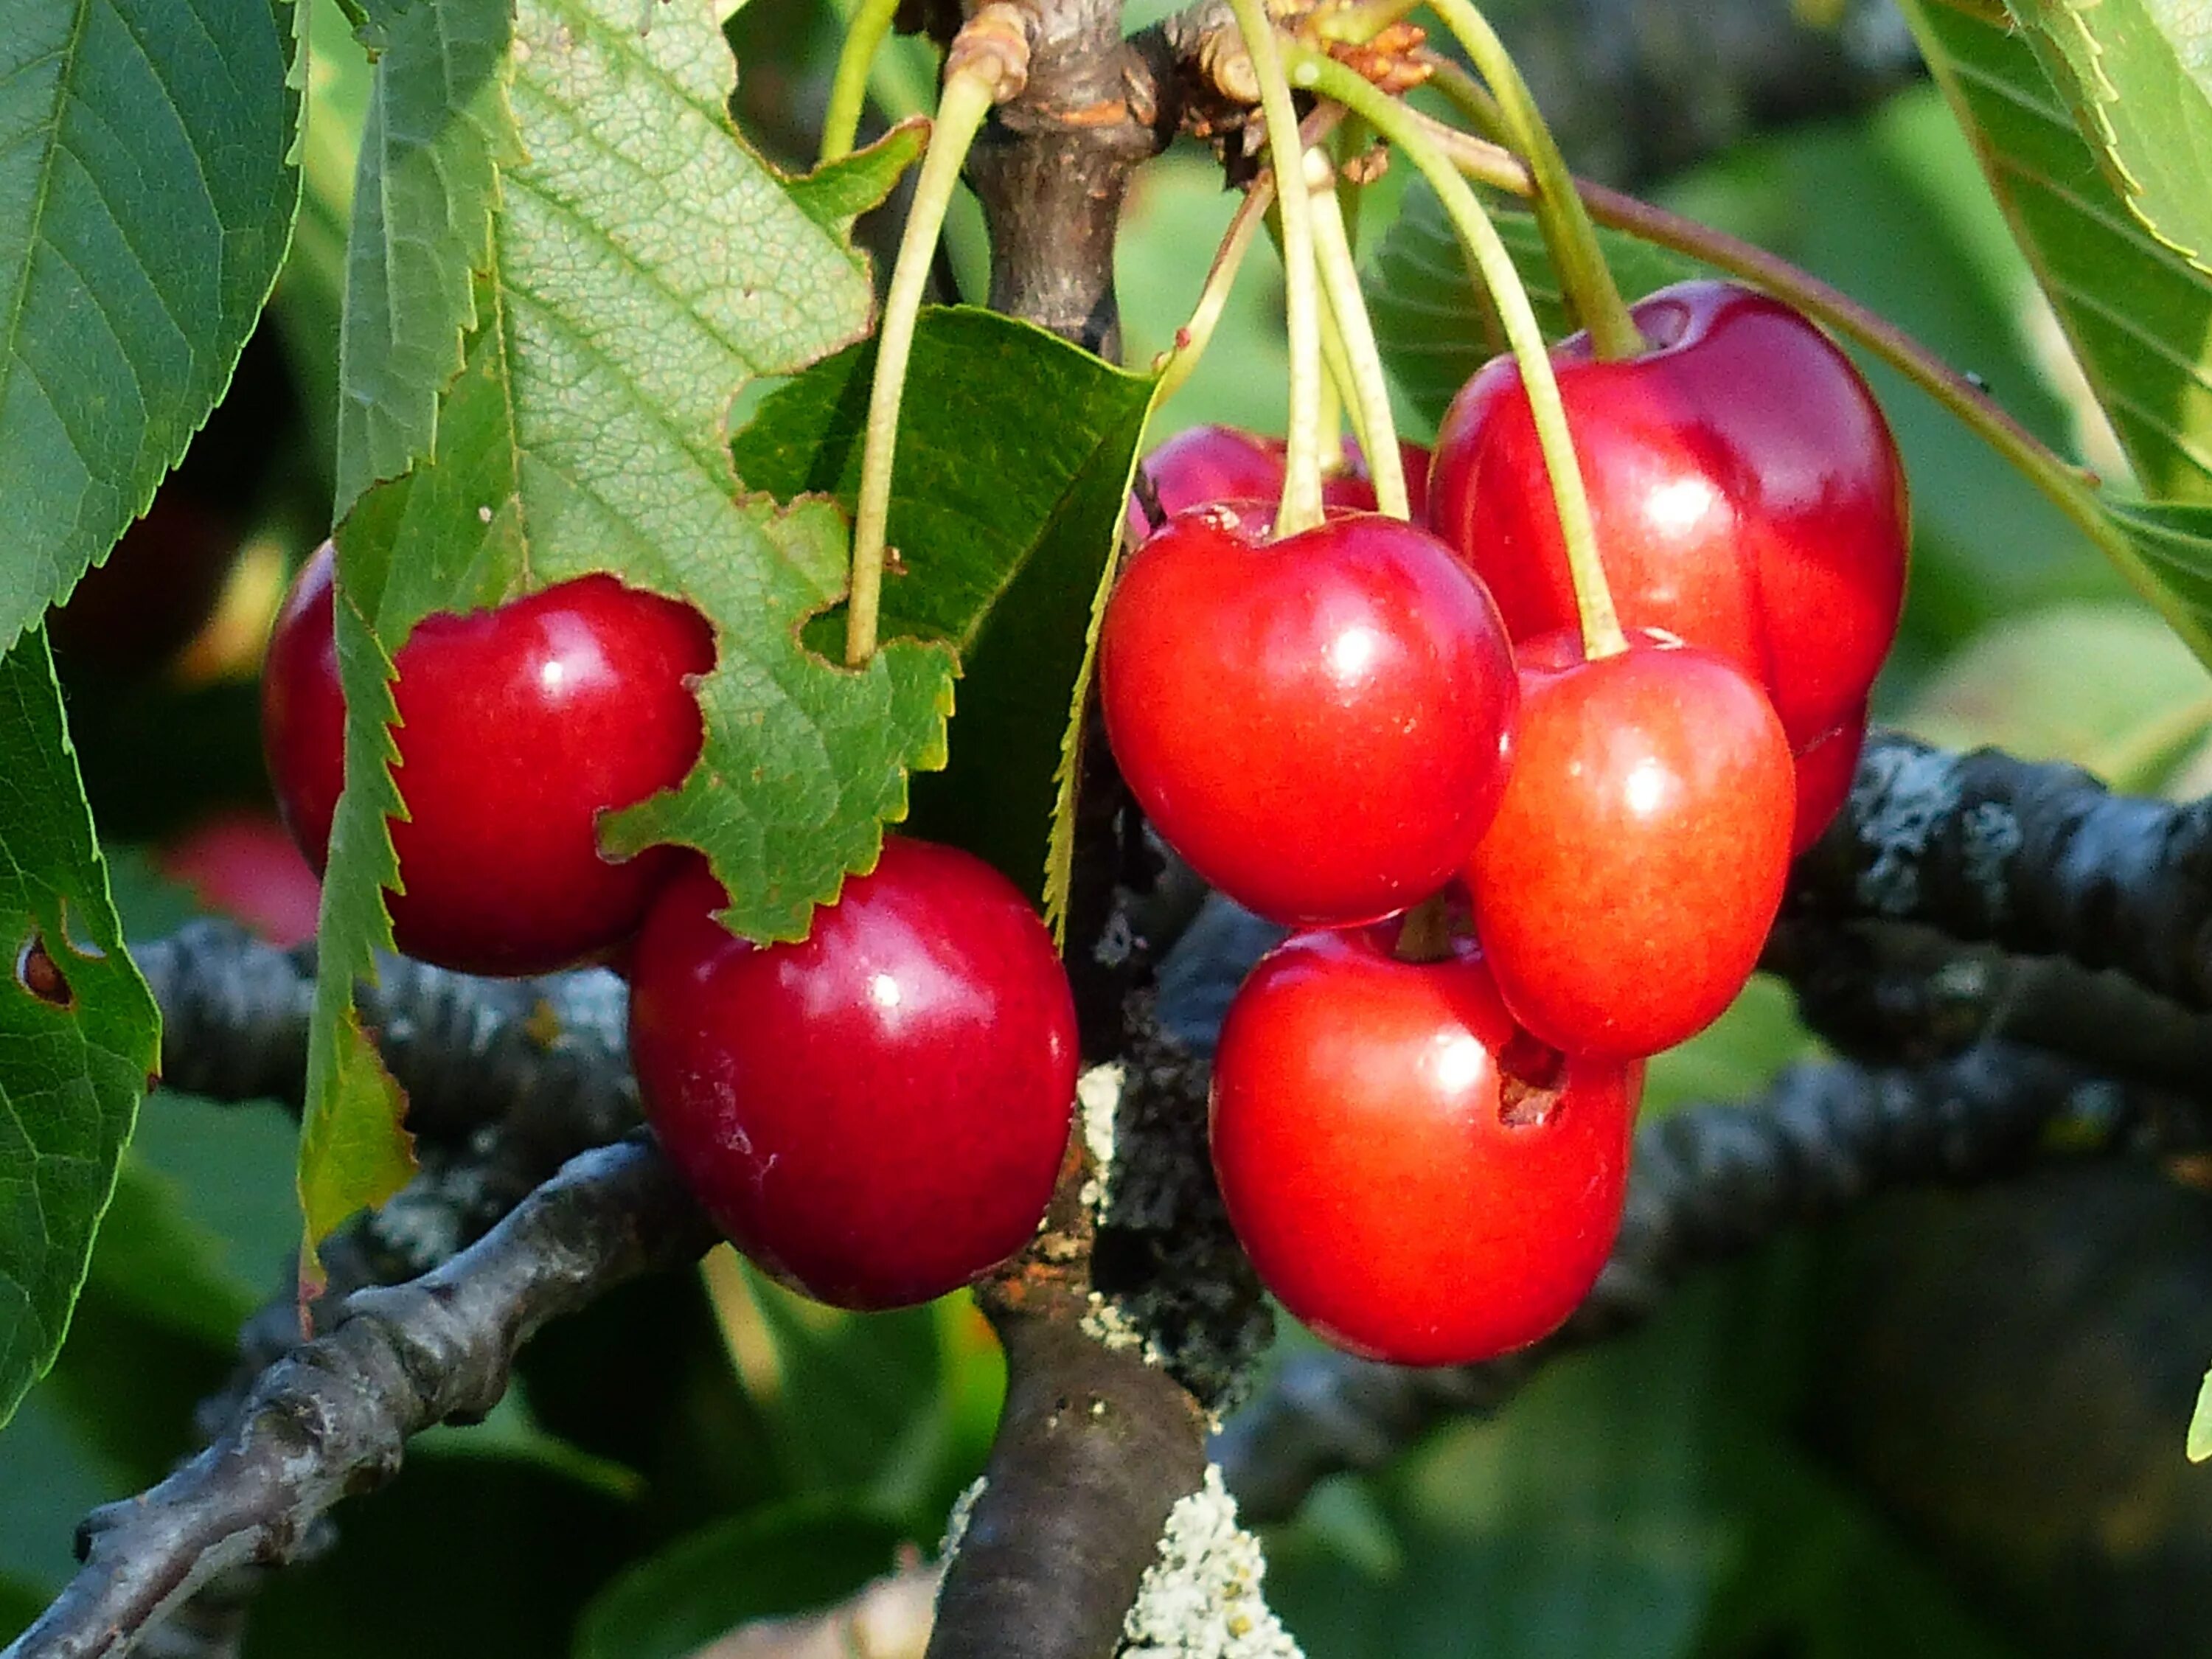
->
[[261, 544, 1078, 1312], [1100, 279, 1909, 1367]]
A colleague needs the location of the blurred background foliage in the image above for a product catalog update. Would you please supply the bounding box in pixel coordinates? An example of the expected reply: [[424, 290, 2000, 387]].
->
[[7, 0, 2212, 1652]]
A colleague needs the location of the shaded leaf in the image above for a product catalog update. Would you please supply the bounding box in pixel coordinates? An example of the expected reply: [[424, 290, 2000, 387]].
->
[[785, 122, 926, 229], [729, 306, 1154, 901], [2189, 1367, 2212, 1461], [1902, 0, 2212, 502], [303, 0, 937, 1259], [0, 0, 302, 651], [0, 630, 160, 1429]]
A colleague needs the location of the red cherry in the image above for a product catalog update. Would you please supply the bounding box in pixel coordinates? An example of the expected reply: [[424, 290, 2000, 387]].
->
[[1429, 279, 1908, 748], [260, 543, 715, 976], [1098, 507, 1519, 928], [1790, 705, 1866, 856], [627, 837, 1078, 1311], [1127, 426, 1431, 541], [1466, 633, 1794, 1057], [154, 810, 324, 947], [1210, 926, 1638, 1366]]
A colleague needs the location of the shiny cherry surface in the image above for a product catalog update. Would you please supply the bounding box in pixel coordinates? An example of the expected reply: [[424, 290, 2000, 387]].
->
[[260, 543, 714, 975], [1467, 633, 1794, 1057], [1210, 926, 1638, 1366], [1098, 506, 1519, 928], [1430, 279, 1908, 748], [627, 838, 1078, 1310], [1127, 425, 1431, 540]]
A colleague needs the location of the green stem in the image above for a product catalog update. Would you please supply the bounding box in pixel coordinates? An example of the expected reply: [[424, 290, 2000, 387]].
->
[[820, 0, 901, 166], [1405, 114, 2188, 658], [1290, 50, 1626, 655], [1150, 173, 1278, 411], [1225, 0, 1326, 536], [1417, 52, 1507, 141], [1307, 147, 1410, 519], [1420, 0, 1641, 360], [846, 71, 999, 667]]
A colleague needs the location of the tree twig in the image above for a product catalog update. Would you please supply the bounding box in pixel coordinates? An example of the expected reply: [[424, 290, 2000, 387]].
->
[[4, 1137, 717, 1659]]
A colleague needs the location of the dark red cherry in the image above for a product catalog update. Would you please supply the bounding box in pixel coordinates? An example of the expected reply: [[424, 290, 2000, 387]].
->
[[1791, 705, 1867, 856], [1098, 506, 1519, 928], [1430, 279, 1908, 749], [627, 838, 1078, 1310], [260, 543, 714, 975], [1210, 925, 1638, 1366]]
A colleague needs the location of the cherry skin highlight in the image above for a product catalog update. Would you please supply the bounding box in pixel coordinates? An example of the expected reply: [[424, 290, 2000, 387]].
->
[[1098, 506, 1519, 928], [1209, 926, 1639, 1366], [1429, 279, 1908, 749], [1466, 633, 1795, 1057], [260, 542, 715, 976], [626, 838, 1079, 1311]]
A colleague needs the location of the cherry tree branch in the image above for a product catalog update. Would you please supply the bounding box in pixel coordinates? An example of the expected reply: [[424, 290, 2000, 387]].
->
[[1214, 1040, 2191, 1524], [2, 1137, 717, 1659]]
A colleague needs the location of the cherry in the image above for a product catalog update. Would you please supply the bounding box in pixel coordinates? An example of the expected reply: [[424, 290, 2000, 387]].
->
[[1790, 705, 1866, 856], [260, 543, 715, 976], [1209, 925, 1638, 1366], [1428, 279, 1908, 750], [154, 810, 324, 947], [50, 493, 240, 678], [1098, 506, 1518, 928], [627, 836, 1078, 1311], [1127, 424, 1433, 540], [1466, 633, 1793, 1057]]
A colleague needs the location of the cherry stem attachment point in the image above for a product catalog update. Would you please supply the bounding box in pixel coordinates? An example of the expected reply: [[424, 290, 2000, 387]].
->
[[1307, 147, 1410, 520], [846, 8, 1029, 667], [1421, 0, 1642, 361], [1225, 0, 1327, 537], [1290, 52, 1627, 657], [820, 0, 902, 165]]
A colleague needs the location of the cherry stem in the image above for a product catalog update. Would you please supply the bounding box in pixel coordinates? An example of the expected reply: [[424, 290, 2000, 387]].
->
[[846, 9, 1029, 667], [1225, 0, 1327, 538], [1418, 52, 1508, 140], [1420, 0, 1642, 361], [1291, 52, 1627, 657], [820, 0, 902, 165], [1394, 895, 1454, 963], [1408, 115, 2202, 661], [1307, 147, 1411, 519]]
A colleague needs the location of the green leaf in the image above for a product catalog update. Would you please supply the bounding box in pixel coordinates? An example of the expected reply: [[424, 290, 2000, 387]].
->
[[0, 0, 302, 652], [2188, 1366, 2212, 1461], [332, 0, 517, 515], [2001, 0, 2212, 276], [302, 0, 940, 1259], [571, 1500, 907, 1659], [1901, 0, 2212, 502], [1365, 192, 1704, 430], [0, 629, 161, 1430], [728, 306, 1155, 901], [784, 122, 927, 230]]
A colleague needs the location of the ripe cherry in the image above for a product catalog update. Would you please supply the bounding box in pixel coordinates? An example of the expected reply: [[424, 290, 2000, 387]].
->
[[1429, 279, 1908, 750], [154, 810, 324, 947], [1127, 425, 1433, 540], [1790, 705, 1866, 856], [1098, 506, 1518, 928], [1210, 925, 1638, 1366], [1466, 633, 1793, 1057], [260, 543, 715, 976], [627, 837, 1078, 1311]]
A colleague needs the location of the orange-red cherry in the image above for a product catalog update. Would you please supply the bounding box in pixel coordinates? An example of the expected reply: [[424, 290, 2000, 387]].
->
[[260, 543, 715, 976], [1210, 926, 1639, 1366], [1429, 279, 1907, 751], [1466, 633, 1794, 1057], [627, 838, 1078, 1311], [1098, 507, 1518, 928]]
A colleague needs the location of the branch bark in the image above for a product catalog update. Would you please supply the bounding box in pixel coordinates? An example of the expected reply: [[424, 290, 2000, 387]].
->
[[4, 1137, 716, 1659]]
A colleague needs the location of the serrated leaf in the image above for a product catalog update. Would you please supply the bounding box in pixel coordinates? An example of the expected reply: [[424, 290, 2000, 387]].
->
[[1902, 0, 2212, 502], [2002, 0, 2212, 276], [1365, 191, 1705, 429], [728, 306, 1155, 902], [332, 0, 518, 515], [0, 628, 160, 1430], [302, 0, 936, 1261], [0, 0, 302, 653], [785, 122, 926, 230]]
